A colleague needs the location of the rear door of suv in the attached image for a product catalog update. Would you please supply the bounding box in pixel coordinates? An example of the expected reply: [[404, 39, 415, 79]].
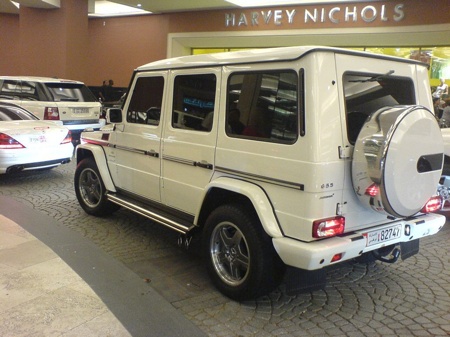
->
[[161, 69, 221, 214]]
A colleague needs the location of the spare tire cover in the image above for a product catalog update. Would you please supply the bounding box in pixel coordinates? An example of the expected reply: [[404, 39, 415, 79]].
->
[[352, 105, 443, 217]]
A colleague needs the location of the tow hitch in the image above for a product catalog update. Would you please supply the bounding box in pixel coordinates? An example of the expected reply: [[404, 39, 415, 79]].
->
[[372, 239, 419, 264], [373, 245, 400, 263]]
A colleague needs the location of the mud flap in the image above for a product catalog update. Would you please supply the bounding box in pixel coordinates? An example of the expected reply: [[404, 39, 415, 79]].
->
[[284, 267, 326, 295], [400, 239, 420, 260]]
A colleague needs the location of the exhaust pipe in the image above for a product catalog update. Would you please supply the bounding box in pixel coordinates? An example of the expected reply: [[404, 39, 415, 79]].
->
[[6, 165, 24, 174]]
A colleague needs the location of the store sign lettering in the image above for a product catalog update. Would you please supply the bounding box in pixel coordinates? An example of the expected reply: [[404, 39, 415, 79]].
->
[[225, 4, 405, 27]]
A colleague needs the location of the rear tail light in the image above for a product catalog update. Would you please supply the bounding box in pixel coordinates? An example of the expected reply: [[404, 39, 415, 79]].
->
[[313, 216, 345, 238], [0, 133, 25, 149], [44, 107, 60, 120], [421, 196, 442, 213], [61, 131, 72, 144]]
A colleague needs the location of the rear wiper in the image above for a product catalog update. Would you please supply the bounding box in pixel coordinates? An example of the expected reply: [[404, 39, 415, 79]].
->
[[349, 70, 395, 83]]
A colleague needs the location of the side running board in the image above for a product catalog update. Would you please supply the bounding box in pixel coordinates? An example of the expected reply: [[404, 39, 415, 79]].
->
[[107, 193, 195, 234]]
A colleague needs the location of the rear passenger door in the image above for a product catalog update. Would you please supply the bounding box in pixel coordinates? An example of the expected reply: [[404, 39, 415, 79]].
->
[[161, 69, 220, 215], [108, 72, 166, 203]]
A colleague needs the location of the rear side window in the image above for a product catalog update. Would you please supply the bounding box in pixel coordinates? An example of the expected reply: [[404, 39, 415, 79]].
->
[[172, 74, 217, 132], [343, 72, 415, 144], [226, 71, 298, 143], [45, 83, 97, 102], [127, 76, 165, 126], [0, 80, 44, 101]]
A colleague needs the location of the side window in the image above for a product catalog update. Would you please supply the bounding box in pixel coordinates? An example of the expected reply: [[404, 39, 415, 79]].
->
[[127, 76, 164, 125], [172, 74, 216, 132], [226, 71, 298, 143], [20, 81, 40, 101], [0, 80, 21, 100], [343, 72, 415, 144]]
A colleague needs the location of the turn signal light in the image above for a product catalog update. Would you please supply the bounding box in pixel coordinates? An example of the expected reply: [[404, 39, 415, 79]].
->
[[312, 216, 345, 238], [365, 183, 379, 197], [0, 133, 25, 149], [60, 131, 72, 144], [421, 196, 442, 213], [44, 107, 60, 120]]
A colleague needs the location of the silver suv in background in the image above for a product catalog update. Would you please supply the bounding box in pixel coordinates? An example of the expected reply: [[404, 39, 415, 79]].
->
[[0, 76, 104, 143]]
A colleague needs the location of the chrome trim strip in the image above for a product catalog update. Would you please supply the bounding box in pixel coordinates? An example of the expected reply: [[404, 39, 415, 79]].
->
[[163, 155, 196, 167], [216, 166, 304, 190], [107, 193, 194, 234], [108, 144, 159, 157]]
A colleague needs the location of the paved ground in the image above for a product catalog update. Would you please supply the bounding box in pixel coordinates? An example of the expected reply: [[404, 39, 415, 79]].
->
[[0, 161, 449, 337]]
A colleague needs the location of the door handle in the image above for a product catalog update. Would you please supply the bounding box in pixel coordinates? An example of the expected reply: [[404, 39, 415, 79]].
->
[[195, 161, 213, 170], [145, 150, 159, 158]]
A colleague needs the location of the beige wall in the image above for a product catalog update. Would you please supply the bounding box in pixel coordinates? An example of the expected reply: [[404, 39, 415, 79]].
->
[[87, 14, 169, 87], [0, 0, 448, 87]]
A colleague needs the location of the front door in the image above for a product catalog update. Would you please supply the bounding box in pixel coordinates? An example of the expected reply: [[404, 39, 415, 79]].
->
[[109, 72, 167, 202]]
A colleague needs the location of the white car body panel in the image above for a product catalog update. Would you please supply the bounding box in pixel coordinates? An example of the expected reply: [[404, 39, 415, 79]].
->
[[0, 76, 103, 132], [0, 120, 73, 173]]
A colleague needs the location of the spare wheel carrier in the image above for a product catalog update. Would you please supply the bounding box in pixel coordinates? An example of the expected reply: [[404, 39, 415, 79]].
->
[[352, 105, 443, 218]]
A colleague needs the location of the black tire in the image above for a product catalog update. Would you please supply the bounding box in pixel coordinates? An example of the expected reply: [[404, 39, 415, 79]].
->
[[74, 158, 120, 216], [203, 204, 285, 301]]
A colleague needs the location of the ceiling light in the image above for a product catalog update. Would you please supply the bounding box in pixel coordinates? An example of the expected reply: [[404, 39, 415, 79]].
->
[[89, 1, 150, 18]]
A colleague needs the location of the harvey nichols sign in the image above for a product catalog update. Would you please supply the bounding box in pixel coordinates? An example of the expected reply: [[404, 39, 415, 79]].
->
[[225, 3, 405, 27]]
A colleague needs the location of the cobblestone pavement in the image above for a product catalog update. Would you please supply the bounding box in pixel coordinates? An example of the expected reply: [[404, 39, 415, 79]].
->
[[1, 161, 449, 337]]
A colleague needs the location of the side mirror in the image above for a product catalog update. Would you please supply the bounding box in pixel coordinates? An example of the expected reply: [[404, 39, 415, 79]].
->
[[107, 108, 123, 124]]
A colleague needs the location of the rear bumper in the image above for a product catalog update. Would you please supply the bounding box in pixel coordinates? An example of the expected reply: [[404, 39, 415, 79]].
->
[[272, 212, 445, 270], [63, 119, 106, 132]]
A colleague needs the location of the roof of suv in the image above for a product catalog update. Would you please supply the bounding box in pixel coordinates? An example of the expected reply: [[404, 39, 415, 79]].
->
[[0, 76, 84, 84], [136, 46, 426, 72]]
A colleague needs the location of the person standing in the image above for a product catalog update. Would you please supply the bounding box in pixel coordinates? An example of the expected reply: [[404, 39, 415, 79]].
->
[[103, 79, 115, 102], [433, 78, 448, 99], [98, 80, 107, 102]]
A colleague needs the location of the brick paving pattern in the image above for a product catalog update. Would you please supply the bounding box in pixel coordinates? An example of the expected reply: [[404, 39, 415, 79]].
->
[[1, 161, 449, 337]]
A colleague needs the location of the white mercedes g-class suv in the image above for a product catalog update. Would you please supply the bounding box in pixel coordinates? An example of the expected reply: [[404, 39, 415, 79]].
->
[[75, 46, 445, 300]]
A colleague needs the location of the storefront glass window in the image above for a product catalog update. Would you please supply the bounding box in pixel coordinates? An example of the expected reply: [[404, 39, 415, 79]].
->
[[192, 46, 450, 88]]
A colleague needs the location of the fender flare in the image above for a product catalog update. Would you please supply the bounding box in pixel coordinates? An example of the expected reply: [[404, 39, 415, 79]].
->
[[76, 144, 116, 192], [196, 177, 283, 238]]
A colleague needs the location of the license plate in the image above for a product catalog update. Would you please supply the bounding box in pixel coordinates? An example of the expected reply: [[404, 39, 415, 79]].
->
[[73, 108, 88, 114], [364, 224, 402, 246], [29, 135, 46, 143]]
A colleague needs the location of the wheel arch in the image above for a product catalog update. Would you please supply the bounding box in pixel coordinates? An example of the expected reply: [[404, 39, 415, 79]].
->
[[76, 144, 116, 192], [195, 177, 283, 238]]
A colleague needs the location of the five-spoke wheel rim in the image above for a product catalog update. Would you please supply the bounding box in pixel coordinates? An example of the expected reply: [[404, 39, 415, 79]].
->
[[209, 221, 250, 286], [79, 168, 102, 208]]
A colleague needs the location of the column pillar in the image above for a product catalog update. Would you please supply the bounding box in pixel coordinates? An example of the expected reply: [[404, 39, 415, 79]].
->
[[19, 0, 89, 81]]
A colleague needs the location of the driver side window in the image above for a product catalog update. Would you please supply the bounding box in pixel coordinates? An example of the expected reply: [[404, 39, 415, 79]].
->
[[127, 76, 164, 125]]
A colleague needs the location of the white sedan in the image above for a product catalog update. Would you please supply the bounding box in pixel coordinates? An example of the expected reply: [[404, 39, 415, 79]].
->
[[0, 102, 73, 174]]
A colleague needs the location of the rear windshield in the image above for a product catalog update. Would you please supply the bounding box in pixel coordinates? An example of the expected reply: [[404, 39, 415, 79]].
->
[[0, 105, 38, 121], [45, 83, 98, 102], [343, 72, 415, 144]]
